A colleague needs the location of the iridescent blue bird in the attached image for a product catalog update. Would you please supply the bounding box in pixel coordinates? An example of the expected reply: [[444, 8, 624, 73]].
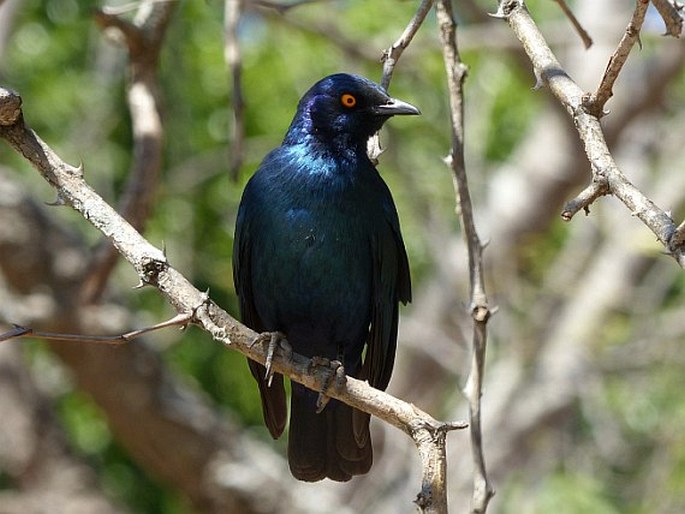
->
[[233, 73, 417, 481]]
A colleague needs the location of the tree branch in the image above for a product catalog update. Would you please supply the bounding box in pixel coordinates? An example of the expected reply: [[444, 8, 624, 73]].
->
[[583, 0, 649, 117], [225, 0, 245, 180], [368, 0, 433, 163], [495, 0, 685, 267], [83, 0, 176, 302], [380, 0, 434, 91], [651, 0, 684, 38], [0, 86, 467, 513], [437, 2, 495, 513], [552, 0, 593, 49]]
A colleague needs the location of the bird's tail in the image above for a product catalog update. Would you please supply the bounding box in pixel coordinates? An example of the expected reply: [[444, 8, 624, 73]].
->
[[287, 384, 372, 482]]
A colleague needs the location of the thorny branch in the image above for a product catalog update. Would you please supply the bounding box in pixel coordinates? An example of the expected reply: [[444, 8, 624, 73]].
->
[[0, 86, 467, 514], [553, 0, 593, 49], [583, 0, 649, 117], [0, 313, 191, 345], [651, 0, 684, 37], [495, 0, 685, 268], [83, 0, 176, 302], [380, 0, 434, 91], [436, 2, 494, 513], [369, 0, 434, 162]]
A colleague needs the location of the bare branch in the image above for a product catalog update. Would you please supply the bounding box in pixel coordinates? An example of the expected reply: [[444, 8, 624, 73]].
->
[[225, 0, 246, 180], [370, 0, 433, 163], [651, 0, 684, 37], [0, 86, 21, 125], [1, 312, 191, 346], [251, 0, 330, 14], [552, 0, 593, 48], [380, 0, 434, 91], [561, 178, 610, 220], [83, 0, 177, 302], [496, 0, 685, 267], [437, 1, 494, 513], [250, 5, 378, 62], [0, 86, 467, 514], [583, 0, 649, 117]]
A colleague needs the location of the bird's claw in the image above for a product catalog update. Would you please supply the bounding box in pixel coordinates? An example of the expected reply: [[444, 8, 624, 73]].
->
[[251, 331, 290, 387], [309, 358, 346, 413]]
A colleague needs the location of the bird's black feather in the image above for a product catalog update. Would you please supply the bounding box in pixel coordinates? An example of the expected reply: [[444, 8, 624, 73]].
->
[[233, 73, 417, 481]]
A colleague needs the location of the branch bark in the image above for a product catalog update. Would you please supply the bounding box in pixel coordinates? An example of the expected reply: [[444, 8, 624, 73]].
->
[[583, 0, 649, 117], [437, 2, 494, 513], [82, 0, 176, 302], [495, 0, 685, 267]]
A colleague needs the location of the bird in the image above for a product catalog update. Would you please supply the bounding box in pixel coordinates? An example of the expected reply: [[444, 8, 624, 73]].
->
[[232, 73, 417, 482]]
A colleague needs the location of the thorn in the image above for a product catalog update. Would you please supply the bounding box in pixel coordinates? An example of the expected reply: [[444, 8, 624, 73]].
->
[[45, 193, 66, 207], [132, 279, 147, 289], [488, 0, 517, 19], [188, 290, 212, 324], [67, 161, 84, 177], [532, 68, 545, 90]]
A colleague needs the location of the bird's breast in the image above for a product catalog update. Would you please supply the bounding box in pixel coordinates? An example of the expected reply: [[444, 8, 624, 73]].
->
[[250, 195, 374, 352]]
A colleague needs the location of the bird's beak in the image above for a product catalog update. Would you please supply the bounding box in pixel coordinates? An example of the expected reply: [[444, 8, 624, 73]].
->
[[372, 97, 421, 116]]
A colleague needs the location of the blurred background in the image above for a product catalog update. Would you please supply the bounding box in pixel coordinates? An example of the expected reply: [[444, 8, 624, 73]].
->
[[1, 0, 684, 512]]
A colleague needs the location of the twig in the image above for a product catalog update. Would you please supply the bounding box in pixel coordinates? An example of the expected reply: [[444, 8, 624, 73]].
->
[[83, 0, 176, 303], [225, 0, 245, 180], [560, 178, 610, 219], [369, 0, 433, 163], [0, 85, 467, 514], [436, 1, 494, 513], [250, 0, 329, 13], [651, 0, 684, 38], [0, 313, 191, 345], [552, 0, 593, 48], [380, 0, 434, 91], [583, 0, 649, 118], [250, 7, 378, 62], [494, 0, 685, 267]]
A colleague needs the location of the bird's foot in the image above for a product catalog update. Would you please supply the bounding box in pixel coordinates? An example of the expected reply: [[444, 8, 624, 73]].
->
[[308, 357, 346, 413], [251, 331, 291, 387]]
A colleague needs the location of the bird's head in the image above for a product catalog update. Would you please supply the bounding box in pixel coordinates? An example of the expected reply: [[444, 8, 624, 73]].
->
[[284, 73, 420, 152]]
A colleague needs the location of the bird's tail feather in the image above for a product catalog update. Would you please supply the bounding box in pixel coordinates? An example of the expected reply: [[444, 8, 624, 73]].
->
[[288, 386, 372, 482], [248, 359, 287, 439]]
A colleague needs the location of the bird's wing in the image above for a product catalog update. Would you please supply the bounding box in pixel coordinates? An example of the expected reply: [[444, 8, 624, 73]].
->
[[363, 200, 411, 392], [233, 202, 287, 439]]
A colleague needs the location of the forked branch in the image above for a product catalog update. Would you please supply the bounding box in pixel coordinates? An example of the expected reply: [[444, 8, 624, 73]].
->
[[495, 0, 685, 267]]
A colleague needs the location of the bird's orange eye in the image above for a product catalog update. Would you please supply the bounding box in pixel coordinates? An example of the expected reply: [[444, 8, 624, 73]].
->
[[340, 93, 357, 108]]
